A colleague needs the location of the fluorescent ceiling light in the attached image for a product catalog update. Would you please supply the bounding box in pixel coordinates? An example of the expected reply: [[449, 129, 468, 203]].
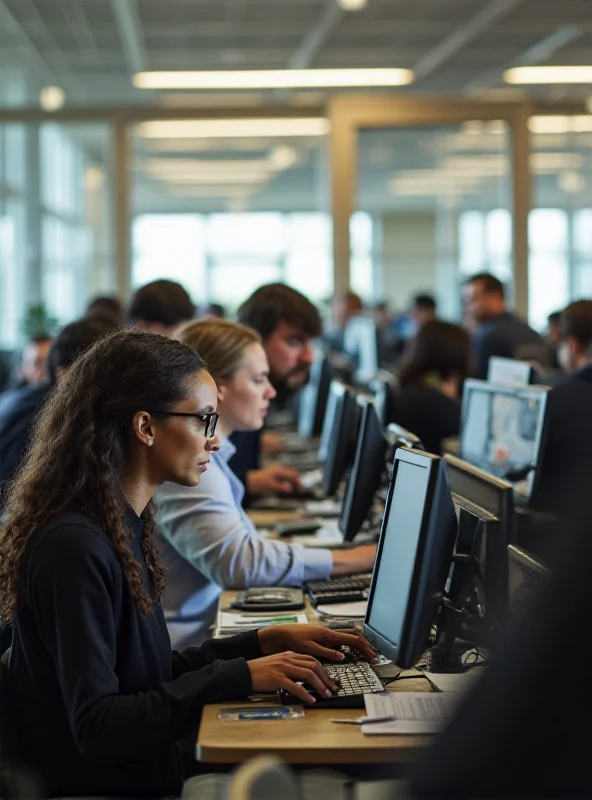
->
[[558, 171, 585, 193], [531, 153, 583, 171], [137, 118, 330, 139], [159, 174, 269, 185], [505, 66, 592, 84], [39, 86, 65, 111], [164, 185, 252, 197], [528, 115, 592, 134], [269, 146, 297, 170], [336, 0, 368, 10], [133, 68, 413, 90], [141, 157, 271, 175]]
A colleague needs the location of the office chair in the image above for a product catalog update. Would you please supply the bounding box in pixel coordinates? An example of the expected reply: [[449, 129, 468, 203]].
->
[[227, 756, 300, 800]]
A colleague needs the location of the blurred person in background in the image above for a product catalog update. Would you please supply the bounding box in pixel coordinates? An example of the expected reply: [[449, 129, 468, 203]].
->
[[85, 295, 124, 327], [157, 319, 377, 647], [532, 300, 592, 517], [462, 273, 547, 379], [0, 318, 110, 494], [197, 302, 225, 319], [127, 279, 195, 337], [323, 290, 364, 354], [232, 283, 324, 501], [409, 489, 592, 799], [411, 293, 437, 330], [545, 309, 563, 370], [4, 335, 52, 391], [394, 321, 472, 455]]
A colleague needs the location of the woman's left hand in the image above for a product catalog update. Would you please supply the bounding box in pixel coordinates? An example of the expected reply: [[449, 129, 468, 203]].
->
[[258, 624, 378, 663]]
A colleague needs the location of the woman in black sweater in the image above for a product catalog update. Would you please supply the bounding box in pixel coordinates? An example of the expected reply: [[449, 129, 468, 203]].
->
[[394, 321, 472, 455], [0, 330, 373, 799]]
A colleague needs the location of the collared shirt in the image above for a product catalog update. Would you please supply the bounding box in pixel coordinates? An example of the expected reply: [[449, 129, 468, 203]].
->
[[156, 436, 333, 646]]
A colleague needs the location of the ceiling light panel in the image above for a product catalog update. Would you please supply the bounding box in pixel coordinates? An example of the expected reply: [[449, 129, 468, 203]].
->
[[133, 68, 413, 90], [136, 118, 330, 139], [505, 66, 592, 84]]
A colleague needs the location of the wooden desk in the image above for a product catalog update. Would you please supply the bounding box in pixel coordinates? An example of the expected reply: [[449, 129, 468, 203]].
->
[[197, 591, 432, 766], [197, 699, 429, 765]]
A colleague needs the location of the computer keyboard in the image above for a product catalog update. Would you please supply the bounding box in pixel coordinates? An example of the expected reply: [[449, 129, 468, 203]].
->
[[305, 574, 372, 606], [280, 662, 385, 709]]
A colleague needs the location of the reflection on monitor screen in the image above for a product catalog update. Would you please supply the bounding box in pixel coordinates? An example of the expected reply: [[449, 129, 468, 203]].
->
[[461, 381, 548, 484]]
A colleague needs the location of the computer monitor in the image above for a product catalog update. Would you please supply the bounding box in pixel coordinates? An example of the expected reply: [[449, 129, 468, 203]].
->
[[321, 383, 360, 497], [368, 373, 398, 426], [297, 354, 334, 440], [460, 379, 549, 500], [338, 396, 387, 542], [342, 317, 379, 381], [386, 422, 423, 451], [487, 357, 534, 387], [507, 544, 551, 621], [318, 379, 343, 463], [444, 454, 514, 628], [363, 448, 458, 669]]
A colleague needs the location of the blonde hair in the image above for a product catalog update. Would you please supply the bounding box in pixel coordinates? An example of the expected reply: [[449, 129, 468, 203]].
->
[[178, 318, 262, 382]]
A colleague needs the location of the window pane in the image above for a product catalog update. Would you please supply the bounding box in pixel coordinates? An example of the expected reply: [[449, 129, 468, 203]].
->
[[528, 253, 569, 331], [209, 263, 281, 308], [207, 214, 285, 257], [486, 209, 511, 259], [573, 210, 592, 257], [132, 214, 205, 302], [459, 211, 485, 274], [528, 209, 568, 253]]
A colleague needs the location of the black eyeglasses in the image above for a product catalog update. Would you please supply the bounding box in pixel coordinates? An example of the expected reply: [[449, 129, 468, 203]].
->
[[149, 410, 220, 438]]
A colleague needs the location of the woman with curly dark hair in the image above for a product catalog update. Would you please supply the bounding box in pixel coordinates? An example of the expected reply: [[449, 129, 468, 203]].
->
[[0, 330, 374, 799]]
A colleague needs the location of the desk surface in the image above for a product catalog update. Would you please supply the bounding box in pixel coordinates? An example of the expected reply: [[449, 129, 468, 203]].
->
[[197, 589, 432, 765]]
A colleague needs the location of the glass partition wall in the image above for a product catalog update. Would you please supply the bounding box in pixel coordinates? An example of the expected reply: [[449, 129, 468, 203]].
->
[[1, 97, 592, 347]]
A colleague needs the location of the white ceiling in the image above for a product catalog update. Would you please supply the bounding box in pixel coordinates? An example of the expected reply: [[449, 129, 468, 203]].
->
[[1, 0, 592, 107], [3, 0, 592, 214]]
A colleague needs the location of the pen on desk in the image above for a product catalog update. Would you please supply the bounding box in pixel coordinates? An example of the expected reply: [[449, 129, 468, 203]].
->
[[230, 616, 299, 626], [330, 715, 395, 725]]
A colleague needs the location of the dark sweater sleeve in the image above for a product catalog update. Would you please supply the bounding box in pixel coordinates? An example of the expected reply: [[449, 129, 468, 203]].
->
[[172, 630, 262, 679], [28, 525, 253, 764]]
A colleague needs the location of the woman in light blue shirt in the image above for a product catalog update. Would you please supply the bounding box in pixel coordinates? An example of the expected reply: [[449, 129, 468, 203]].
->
[[157, 318, 376, 647]]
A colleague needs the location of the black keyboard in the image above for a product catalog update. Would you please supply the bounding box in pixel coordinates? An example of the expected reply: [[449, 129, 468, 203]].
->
[[305, 574, 372, 607], [280, 662, 385, 709]]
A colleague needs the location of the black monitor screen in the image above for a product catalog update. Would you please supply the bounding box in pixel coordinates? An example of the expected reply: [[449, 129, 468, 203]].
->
[[364, 448, 458, 668], [322, 385, 359, 497], [297, 355, 333, 439], [338, 397, 387, 541], [366, 459, 430, 647], [318, 380, 343, 463], [507, 544, 550, 621], [460, 380, 548, 497]]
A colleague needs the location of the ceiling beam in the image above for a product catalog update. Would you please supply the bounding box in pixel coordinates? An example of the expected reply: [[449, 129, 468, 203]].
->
[[288, 0, 344, 70], [109, 0, 148, 76], [412, 0, 528, 83], [0, 1, 63, 93], [464, 25, 583, 93], [12, 0, 83, 98]]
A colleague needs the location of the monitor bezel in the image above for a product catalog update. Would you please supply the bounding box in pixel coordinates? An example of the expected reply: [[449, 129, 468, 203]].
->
[[318, 379, 346, 463], [363, 447, 457, 669], [321, 383, 359, 497], [338, 395, 387, 542]]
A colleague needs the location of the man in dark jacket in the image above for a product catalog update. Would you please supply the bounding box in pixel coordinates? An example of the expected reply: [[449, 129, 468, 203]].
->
[[531, 300, 592, 517], [462, 273, 548, 379]]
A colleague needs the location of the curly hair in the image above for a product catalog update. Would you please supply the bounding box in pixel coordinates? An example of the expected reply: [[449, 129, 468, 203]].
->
[[0, 329, 205, 621]]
